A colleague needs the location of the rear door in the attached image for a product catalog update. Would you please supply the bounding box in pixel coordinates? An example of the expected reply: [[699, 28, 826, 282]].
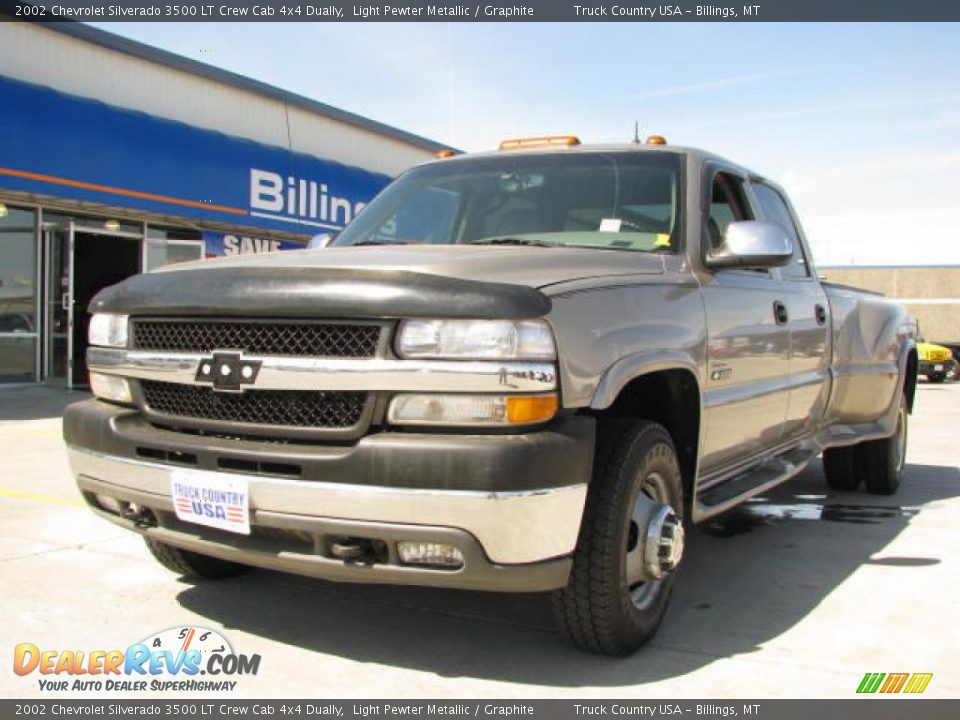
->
[[699, 168, 792, 474], [749, 180, 831, 440]]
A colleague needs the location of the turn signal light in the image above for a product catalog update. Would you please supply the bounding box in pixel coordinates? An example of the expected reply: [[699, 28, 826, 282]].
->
[[388, 393, 558, 427], [499, 135, 581, 151], [506, 394, 559, 424], [89, 372, 132, 404]]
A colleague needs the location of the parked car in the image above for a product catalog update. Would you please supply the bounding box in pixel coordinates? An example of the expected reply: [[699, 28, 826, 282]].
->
[[64, 137, 918, 656], [917, 340, 956, 383]]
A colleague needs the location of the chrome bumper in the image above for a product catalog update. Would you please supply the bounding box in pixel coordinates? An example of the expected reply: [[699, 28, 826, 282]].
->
[[68, 446, 586, 569]]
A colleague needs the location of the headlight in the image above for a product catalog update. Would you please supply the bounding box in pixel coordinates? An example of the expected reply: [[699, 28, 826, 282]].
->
[[397, 319, 555, 360], [88, 314, 128, 348], [89, 372, 132, 404], [388, 393, 558, 427]]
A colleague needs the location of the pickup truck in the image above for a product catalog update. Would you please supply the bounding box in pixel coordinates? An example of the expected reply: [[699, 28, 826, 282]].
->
[[64, 137, 918, 656]]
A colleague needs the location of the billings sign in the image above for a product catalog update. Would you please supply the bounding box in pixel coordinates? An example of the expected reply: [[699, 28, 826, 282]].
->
[[0, 75, 392, 234]]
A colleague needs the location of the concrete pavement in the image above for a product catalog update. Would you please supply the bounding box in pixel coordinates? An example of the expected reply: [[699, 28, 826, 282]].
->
[[1, 383, 957, 698]]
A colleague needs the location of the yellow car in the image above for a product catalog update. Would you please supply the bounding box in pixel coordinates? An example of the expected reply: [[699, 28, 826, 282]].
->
[[918, 341, 957, 383]]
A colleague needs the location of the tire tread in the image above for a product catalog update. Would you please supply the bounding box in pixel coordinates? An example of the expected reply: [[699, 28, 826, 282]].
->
[[144, 537, 250, 579], [553, 418, 680, 656]]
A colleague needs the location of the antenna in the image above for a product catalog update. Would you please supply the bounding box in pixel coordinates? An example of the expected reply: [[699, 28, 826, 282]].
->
[[633, 121, 640, 144]]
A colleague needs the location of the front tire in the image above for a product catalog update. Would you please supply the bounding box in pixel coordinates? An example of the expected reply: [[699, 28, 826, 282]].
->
[[144, 537, 251, 579], [859, 394, 908, 495], [553, 419, 684, 656], [927, 372, 947, 383]]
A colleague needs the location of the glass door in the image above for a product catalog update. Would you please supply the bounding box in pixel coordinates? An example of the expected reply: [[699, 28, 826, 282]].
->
[[43, 223, 74, 387], [143, 238, 205, 271]]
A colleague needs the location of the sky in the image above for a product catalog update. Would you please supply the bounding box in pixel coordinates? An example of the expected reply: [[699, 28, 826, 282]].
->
[[91, 21, 960, 267]]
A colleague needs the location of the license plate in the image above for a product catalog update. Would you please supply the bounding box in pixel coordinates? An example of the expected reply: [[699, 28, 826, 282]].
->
[[171, 469, 250, 535], [934, 364, 944, 371]]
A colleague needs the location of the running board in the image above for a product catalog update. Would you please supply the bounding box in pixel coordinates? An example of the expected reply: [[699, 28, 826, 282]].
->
[[694, 445, 818, 521]]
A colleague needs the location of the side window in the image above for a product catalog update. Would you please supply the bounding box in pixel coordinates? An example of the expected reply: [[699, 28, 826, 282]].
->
[[707, 172, 753, 250], [752, 183, 810, 279]]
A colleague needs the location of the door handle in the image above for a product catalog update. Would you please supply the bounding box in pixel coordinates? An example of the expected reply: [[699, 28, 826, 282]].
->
[[773, 301, 789, 325], [815, 303, 828, 325], [61, 293, 71, 312]]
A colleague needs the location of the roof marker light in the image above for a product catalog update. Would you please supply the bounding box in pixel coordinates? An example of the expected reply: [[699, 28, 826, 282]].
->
[[499, 135, 581, 151], [646, 135, 668, 145]]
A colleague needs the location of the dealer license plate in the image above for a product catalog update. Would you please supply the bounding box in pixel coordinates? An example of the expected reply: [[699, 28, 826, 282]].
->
[[171, 469, 251, 535]]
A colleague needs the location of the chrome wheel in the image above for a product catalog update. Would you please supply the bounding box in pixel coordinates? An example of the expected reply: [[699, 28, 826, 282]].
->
[[626, 470, 684, 610], [554, 419, 685, 656]]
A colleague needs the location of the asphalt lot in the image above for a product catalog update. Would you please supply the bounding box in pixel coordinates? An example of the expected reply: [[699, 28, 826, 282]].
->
[[1, 382, 957, 699]]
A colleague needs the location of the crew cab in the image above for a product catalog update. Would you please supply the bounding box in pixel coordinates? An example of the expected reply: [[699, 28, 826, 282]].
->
[[64, 137, 917, 656]]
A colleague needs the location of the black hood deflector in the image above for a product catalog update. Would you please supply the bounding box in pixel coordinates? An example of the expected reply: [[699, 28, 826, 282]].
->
[[89, 266, 552, 319]]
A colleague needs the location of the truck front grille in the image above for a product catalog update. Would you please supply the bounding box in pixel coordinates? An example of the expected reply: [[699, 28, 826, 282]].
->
[[140, 380, 367, 431], [131, 320, 381, 358]]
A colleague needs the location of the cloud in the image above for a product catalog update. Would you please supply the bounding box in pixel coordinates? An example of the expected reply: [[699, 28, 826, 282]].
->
[[602, 69, 815, 102], [782, 152, 960, 266]]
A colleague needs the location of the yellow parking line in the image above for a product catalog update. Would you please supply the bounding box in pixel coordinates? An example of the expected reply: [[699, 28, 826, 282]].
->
[[0, 487, 85, 508]]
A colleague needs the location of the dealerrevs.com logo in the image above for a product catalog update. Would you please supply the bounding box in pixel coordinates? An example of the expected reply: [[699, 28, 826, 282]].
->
[[13, 626, 260, 692]]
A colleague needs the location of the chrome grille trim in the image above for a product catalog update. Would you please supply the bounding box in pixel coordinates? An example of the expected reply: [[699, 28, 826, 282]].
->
[[88, 347, 558, 393]]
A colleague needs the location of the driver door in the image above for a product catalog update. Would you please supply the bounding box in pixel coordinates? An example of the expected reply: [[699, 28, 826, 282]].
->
[[699, 168, 791, 475]]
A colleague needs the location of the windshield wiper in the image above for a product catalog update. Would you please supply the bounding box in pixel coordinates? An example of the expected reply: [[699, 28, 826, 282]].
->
[[464, 237, 557, 247], [347, 239, 418, 247]]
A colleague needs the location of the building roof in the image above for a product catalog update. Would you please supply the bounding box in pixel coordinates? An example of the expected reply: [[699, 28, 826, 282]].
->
[[36, 20, 457, 155]]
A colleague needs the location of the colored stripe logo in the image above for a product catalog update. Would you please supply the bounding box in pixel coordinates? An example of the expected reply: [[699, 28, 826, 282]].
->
[[857, 672, 933, 694], [0, 166, 248, 216]]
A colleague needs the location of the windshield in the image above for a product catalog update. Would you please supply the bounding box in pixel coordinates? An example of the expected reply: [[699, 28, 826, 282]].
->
[[334, 151, 682, 252]]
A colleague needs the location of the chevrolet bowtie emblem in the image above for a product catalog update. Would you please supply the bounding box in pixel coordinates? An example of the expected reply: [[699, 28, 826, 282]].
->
[[195, 351, 262, 393]]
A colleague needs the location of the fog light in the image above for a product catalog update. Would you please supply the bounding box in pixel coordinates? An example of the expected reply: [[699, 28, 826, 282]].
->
[[397, 542, 464, 569], [89, 372, 132, 403]]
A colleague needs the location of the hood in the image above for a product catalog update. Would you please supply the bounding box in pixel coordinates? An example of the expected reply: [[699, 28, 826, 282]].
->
[[159, 244, 665, 290]]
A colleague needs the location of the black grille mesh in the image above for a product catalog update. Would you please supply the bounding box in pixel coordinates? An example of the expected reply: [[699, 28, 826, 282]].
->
[[132, 321, 380, 358], [141, 381, 366, 429]]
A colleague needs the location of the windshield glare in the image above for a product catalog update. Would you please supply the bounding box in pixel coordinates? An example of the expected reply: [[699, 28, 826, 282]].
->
[[334, 152, 681, 252]]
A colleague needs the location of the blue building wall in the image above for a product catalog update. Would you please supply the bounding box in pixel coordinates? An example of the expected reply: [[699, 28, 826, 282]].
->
[[0, 74, 393, 235]]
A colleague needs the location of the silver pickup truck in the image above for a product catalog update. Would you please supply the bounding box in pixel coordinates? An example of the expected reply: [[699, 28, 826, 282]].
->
[[64, 137, 917, 656]]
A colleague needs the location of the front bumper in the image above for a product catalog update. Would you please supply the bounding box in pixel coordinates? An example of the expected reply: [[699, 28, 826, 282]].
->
[[919, 359, 956, 376], [64, 400, 594, 592]]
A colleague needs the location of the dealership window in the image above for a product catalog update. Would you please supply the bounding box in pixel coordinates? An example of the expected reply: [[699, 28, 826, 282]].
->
[[0, 203, 38, 383], [145, 225, 204, 271], [44, 212, 142, 237]]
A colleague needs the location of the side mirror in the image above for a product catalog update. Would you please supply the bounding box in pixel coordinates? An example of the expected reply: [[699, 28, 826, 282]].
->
[[706, 220, 793, 269], [308, 233, 336, 250]]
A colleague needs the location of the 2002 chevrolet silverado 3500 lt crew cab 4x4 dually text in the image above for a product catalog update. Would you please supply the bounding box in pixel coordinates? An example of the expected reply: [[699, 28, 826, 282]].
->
[[64, 136, 918, 656]]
